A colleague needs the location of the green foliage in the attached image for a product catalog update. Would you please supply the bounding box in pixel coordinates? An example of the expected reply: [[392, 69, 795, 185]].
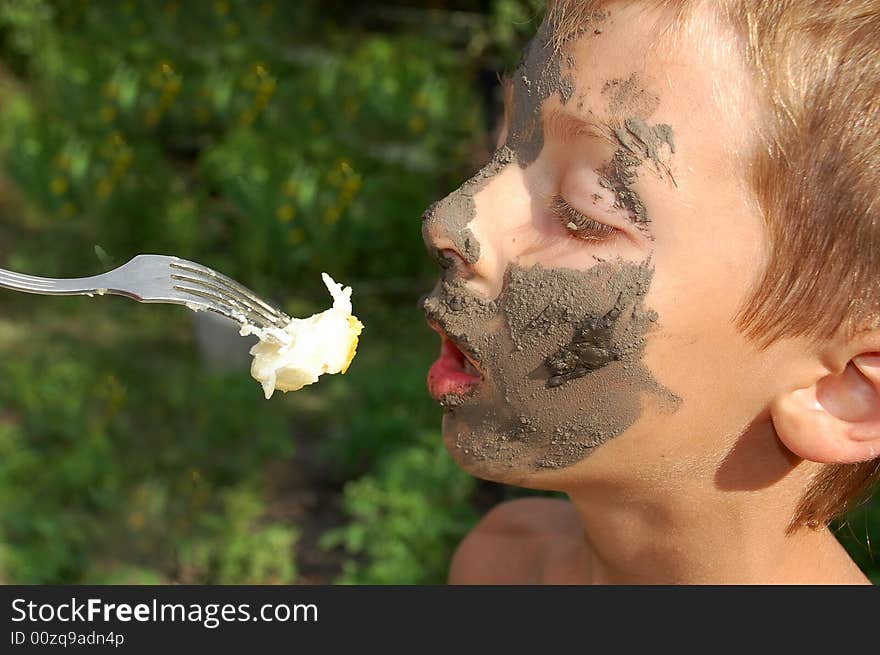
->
[[311, 306, 479, 584], [834, 498, 880, 585], [0, 0, 483, 288], [0, 304, 298, 583], [321, 435, 478, 585], [314, 303, 441, 477], [178, 484, 298, 584], [483, 0, 546, 64]]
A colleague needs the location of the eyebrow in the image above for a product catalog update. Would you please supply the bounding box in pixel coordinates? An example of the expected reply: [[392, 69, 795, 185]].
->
[[499, 77, 613, 144]]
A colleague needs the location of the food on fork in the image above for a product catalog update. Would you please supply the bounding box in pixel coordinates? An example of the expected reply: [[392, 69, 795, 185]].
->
[[240, 273, 363, 399]]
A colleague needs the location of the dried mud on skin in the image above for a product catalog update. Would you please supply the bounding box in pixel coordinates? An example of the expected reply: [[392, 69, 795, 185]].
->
[[422, 261, 679, 470], [600, 73, 676, 225], [421, 14, 679, 472]]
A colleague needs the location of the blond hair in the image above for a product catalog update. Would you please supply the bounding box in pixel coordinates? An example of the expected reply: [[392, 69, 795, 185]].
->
[[547, 0, 880, 529]]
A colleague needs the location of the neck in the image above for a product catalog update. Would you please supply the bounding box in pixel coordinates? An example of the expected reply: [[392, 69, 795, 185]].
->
[[560, 425, 867, 584]]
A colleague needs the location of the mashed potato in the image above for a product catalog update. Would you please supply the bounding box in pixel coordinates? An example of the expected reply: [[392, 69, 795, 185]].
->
[[240, 273, 363, 399]]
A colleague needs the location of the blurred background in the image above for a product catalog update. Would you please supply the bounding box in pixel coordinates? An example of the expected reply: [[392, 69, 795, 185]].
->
[[0, 0, 876, 584]]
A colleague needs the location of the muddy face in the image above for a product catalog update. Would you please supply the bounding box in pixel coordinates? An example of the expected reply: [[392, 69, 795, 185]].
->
[[421, 14, 680, 479], [599, 73, 676, 225], [421, 18, 569, 265], [421, 260, 678, 475]]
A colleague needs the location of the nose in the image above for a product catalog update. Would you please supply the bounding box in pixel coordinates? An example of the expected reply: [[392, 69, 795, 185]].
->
[[421, 187, 494, 296], [421, 193, 480, 266], [421, 155, 515, 296]]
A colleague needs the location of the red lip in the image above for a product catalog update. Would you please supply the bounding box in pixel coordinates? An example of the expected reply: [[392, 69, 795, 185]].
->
[[427, 324, 482, 401]]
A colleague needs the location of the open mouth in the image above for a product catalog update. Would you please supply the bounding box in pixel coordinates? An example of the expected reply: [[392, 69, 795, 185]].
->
[[426, 322, 483, 401]]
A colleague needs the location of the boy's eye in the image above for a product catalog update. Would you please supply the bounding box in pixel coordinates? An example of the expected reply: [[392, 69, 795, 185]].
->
[[550, 195, 616, 241]]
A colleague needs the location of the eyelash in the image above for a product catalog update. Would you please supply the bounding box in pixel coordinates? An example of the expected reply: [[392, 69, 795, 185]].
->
[[549, 195, 616, 242]]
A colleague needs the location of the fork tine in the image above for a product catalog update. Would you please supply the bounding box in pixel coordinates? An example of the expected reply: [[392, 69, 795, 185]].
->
[[170, 273, 282, 327], [169, 261, 287, 323], [172, 283, 277, 330]]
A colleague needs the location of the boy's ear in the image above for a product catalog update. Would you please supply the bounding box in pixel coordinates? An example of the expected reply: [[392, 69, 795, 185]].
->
[[771, 353, 880, 464]]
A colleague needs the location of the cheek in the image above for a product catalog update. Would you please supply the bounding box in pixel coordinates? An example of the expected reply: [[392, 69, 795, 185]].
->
[[641, 166, 768, 402], [638, 269, 777, 448], [468, 164, 577, 292], [471, 155, 643, 278], [435, 260, 680, 473]]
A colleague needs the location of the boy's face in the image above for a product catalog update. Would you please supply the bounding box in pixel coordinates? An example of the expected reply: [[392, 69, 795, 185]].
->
[[422, 2, 800, 486]]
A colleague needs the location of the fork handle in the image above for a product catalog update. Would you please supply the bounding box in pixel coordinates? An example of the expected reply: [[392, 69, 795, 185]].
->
[[0, 268, 116, 296]]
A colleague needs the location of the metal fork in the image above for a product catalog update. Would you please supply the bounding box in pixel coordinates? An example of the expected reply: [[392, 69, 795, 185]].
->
[[0, 254, 291, 331]]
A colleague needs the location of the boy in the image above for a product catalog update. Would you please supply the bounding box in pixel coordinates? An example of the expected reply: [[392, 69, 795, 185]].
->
[[420, 0, 880, 583]]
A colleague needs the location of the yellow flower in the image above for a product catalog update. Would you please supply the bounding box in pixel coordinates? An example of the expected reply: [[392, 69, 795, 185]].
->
[[287, 228, 305, 245], [408, 115, 426, 134], [128, 511, 145, 530], [253, 95, 269, 111], [412, 91, 429, 108], [112, 154, 131, 176], [96, 179, 114, 199], [213, 0, 229, 16], [342, 175, 362, 194], [258, 79, 276, 95], [343, 98, 360, 118], [276, 204, 295, 223], [164, 76, 182, 95], [50, 176, 68, 196]]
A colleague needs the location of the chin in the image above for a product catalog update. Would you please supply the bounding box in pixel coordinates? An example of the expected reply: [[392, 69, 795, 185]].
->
[[439, 412, 576, 490]]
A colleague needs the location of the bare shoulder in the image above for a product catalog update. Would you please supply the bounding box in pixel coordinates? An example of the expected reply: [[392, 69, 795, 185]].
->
[[448, 497, 584, 584]]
